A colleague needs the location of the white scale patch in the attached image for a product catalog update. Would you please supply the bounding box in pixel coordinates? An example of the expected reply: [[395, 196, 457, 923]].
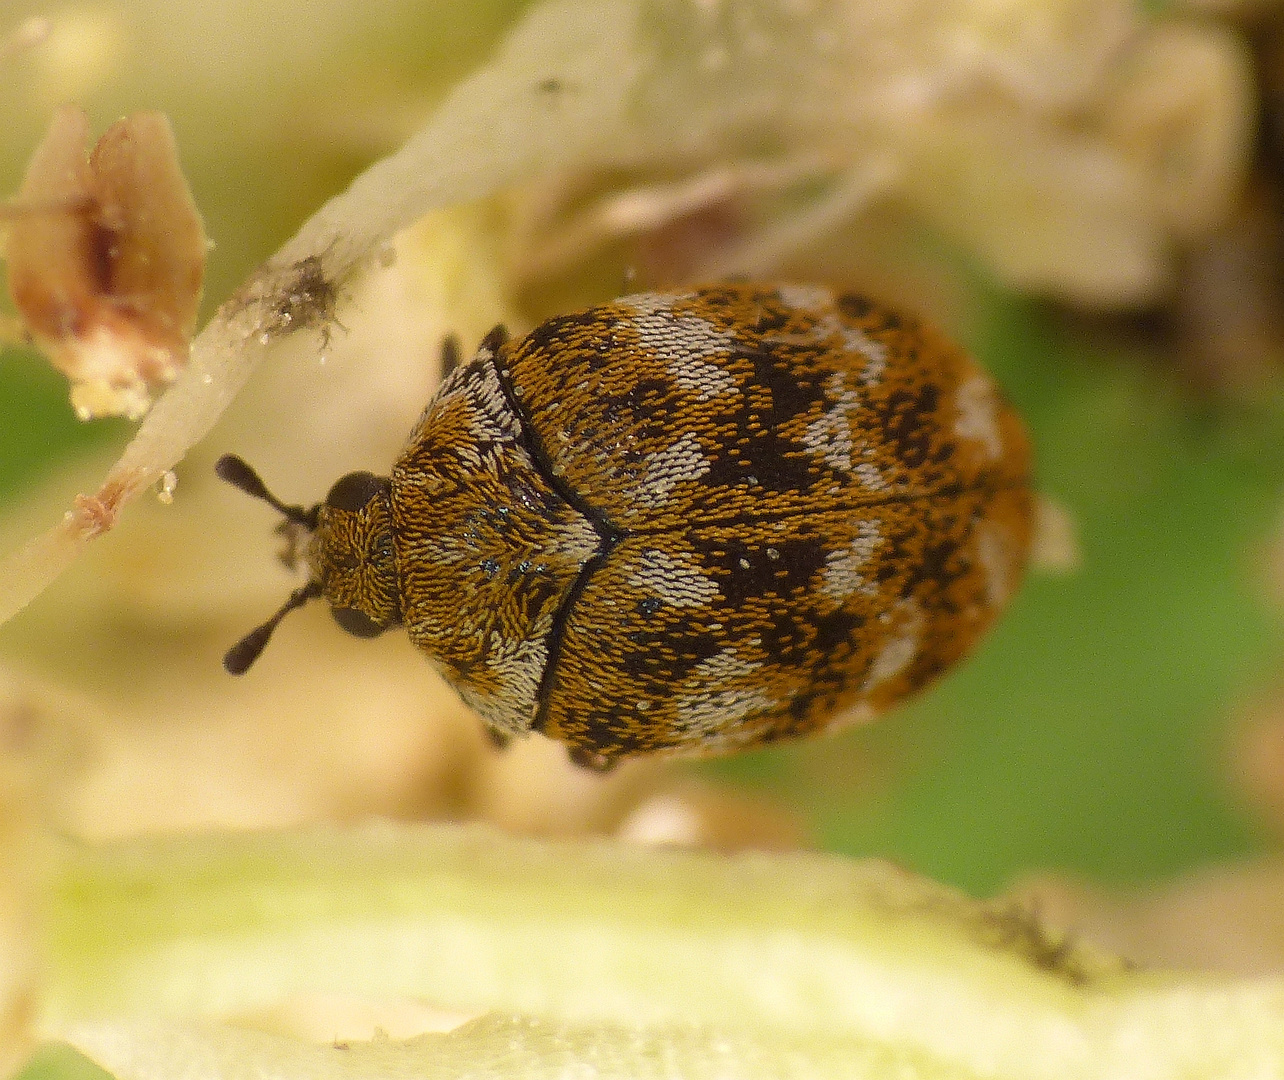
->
[[777, 285, 888, 388], [626, 548, 719, 608], [675, 645, 774, 739], [630, 311, 736, 361], [821, 701, 878, 734], [974, 521, 1015, 610], [671, 352, 738, 401], [802, 374, 891, 490], [854, 458, 888, 493], [777, 283, 833, 312], [457, 633, 547, 735], [619, 292, 693, 316], [861, 601, 923, 692], [693, 642, 763, 682], [819, 315, 888, 388], [677, 688, 777, 740], [635, 433, 710, 508], [624, 307, 740, 403], [849, 326, 888, 387], [820, 520, 883, 601], [467, 359, 523, 443], [428, 353, 527, 477], [803, 371, 859, 472], [954, 375, 1003, 460]]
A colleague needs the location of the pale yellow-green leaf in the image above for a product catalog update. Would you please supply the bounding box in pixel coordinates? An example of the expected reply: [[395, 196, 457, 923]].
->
[[32, 823, 1284, 1078], [60, 1017, 978, 1080]]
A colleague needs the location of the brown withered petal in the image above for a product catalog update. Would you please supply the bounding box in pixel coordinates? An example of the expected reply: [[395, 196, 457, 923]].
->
[[4, 105, 205, 421]]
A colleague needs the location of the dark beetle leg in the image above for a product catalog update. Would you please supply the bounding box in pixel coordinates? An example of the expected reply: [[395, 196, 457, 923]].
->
[[439, 334, 462, 381], [567, 745, 618, 773]]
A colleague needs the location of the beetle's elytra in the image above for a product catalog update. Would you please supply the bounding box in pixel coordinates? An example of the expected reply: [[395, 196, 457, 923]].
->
[[220, 282, 1032, 769]]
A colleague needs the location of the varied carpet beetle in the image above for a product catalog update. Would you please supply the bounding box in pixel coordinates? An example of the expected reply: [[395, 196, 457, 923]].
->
[[219, 283, 1032, 769]]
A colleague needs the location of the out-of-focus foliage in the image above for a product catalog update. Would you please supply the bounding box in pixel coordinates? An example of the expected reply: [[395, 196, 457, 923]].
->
[[6, 106, 206, 420], [20, 825, 1284, 1078]]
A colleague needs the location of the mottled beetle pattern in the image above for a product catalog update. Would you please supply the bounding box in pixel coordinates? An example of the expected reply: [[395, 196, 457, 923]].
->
[[221, 283, 1032, 768]]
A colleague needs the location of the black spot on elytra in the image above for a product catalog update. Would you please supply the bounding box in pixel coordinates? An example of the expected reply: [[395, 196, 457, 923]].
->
[[619, 377, 682, 439], [691, 534, 829, 608], [880, 383, 941, 472], [749, 302, 791, 333], [809, 608, 864, 657], [619, 622, 722, 682], [836, 293, 874, 319], [837, 295, 912, 337], [788, 691, 814, 722], [785, 675, 852, 732], [755, 602, 863, 672], [695, 346, 831, 495], [885, 517, 972, 623], [522, 312, 616, 370], [907, 647, 950, 689], [743, 347, 831, 427], [897, 535, 961, 597], [698, 434, 815, 496], [574, 710, 649, 756]]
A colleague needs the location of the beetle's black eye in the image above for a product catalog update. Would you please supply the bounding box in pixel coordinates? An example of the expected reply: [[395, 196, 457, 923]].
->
[[331, 606, 386, 638], [326, 471, 388, 513]]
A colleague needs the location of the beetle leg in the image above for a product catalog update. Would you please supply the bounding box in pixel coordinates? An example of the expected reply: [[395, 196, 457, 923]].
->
[[483, 726, 511, 751], [439, 334, 461, 381], [567, 745, 618, 773]]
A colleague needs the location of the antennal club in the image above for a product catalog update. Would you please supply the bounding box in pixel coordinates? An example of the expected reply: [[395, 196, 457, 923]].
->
[[224, 581, 323, 674], [216, 454, 319, 529]]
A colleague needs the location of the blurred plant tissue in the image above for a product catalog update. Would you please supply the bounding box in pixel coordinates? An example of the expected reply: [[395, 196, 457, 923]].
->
[[4, 105, 206, 422], [0, 0, 1271, 1056]]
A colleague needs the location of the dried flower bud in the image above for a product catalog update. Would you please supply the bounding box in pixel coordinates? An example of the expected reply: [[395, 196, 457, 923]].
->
[[3, 105, 205, 420]]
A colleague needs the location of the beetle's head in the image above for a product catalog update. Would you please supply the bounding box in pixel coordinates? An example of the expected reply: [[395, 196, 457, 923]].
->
[[216, 454, 401, 674]]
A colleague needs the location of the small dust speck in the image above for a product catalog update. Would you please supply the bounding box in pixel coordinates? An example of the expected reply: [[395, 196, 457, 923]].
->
[[156, 470, 177, 504]]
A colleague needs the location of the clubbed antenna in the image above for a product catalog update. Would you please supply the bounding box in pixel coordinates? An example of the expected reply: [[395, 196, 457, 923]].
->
[[215, 453, 319, 529], [218, 453, 325, 672], [224, 581, 323, 674]]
